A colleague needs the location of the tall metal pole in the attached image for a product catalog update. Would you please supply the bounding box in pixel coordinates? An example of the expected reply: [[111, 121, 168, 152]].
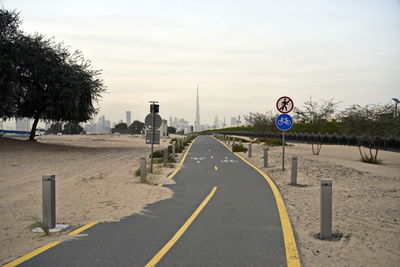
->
[[150, 104, 155, 173], [282, 131, 285, 170]]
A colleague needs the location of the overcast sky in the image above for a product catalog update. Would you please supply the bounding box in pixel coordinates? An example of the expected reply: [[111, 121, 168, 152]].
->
[[2, 0, 400, 125]]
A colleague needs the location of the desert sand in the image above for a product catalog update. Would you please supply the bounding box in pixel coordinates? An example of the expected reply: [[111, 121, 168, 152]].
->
[[230, 137, 400, 267], [0, 134, 182, 265]]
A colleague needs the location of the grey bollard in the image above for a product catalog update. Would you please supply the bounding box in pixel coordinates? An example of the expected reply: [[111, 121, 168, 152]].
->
[[172, 143, 176, 158], [320, 179, 332, 239], [42, 175, 56, 228], [263, 148, 268, 168], [140, 157, 146, 183], [163, 149, 168, 167], [248, 143, 252, 157], [291, 157, 298, 184]]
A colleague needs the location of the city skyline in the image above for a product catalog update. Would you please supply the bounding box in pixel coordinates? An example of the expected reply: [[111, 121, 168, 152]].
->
[[1, 0, 399, 126]]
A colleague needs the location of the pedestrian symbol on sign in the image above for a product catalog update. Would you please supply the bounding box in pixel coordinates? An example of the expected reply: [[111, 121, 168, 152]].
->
[[276, 96, 294, 114]]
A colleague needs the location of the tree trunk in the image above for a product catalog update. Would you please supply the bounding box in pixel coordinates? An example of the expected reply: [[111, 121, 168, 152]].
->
[[29, 116, 40, 141]]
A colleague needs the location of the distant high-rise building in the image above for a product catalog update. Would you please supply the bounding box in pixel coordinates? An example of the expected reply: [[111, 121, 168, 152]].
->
[[126, 111, 131, 126], [194, 85, 201, 132], [213, 115, 220, 129]]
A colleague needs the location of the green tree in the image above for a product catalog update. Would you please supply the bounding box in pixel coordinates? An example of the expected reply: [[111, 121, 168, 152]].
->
[[167, 126, 176, 134], [45, 122, 63, 134], [61, 122, 84, 135], [128, 120, 145, 134], [0, 9, 105, 141], [293, 99, 340, 155], [340, 104, 395, 163], [115, 122, 128, 130]]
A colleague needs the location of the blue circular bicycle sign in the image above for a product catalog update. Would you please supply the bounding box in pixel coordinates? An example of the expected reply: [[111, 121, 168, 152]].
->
[[275, 114, 293, 131]]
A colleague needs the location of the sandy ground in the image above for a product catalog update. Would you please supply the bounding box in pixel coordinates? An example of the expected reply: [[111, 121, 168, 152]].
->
[[0, 134, 184, 265], [230, 138, 400, 267]]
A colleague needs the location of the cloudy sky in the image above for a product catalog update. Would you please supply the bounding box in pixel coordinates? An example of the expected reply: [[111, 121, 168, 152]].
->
[[2, 0, 400, 126]]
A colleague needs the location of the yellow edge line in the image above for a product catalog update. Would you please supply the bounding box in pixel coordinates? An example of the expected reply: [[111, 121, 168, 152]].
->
[[145, 186, 218, 267], [68, 221, 99, 236], [3, 241, 62, 267], [167, 137, 196, 180], [214, 166, 218, 171], [5, 221, 99, 266], [212, 136, 300, 267]]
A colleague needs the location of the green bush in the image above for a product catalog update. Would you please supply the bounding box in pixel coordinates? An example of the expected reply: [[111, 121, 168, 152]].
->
[[135, 168, 141, 177], [151, 150, 163, 158], [263, 138, 286, 147], [232, 144, 248, 153]]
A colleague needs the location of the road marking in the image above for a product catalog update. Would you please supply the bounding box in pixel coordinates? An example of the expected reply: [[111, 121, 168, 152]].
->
[[212, 136, 301, 267], [4, 221, 100, 267], [208, 149, 211, 152], [145, 186, 218, 267], [158, 184, 164, 187], [211, 155, 214, 159], [214, 166, 218, 171], [68, 221, 99, 235], [168, 138, 196, 179]]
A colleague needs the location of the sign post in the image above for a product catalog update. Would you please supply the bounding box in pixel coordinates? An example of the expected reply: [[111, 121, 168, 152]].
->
[[276, 96, 294, 171], [147, 101, 160, 173]]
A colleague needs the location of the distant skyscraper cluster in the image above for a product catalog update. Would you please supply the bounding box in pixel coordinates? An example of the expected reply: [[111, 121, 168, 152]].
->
[[84, 115, 111, 134]]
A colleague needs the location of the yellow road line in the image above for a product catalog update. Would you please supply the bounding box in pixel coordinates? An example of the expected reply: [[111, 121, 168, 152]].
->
[[212, 136, 300, 267], [214, 166, 218, 171], [68, 221, 99, 236], [3, 241, 62, 267], [167, 138, 196, 179], [4, 221, 99, 267], [145, 186, 218, 267]]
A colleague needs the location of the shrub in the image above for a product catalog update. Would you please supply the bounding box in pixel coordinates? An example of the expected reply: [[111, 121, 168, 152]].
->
[[151, 150, 163, 158], [263, 138, 286, 147], [232, 144, 248, 153]]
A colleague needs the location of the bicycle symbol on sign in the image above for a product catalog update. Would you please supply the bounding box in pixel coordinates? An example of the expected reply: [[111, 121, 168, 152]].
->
[[277, 117, 292, 126]]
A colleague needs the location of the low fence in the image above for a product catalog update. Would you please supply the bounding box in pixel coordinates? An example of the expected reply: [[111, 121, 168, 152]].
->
[[213, 131, 400, 152]]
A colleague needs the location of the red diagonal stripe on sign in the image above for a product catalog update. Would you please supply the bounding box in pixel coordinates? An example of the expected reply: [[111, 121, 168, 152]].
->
[[279, 99, 292, 111]]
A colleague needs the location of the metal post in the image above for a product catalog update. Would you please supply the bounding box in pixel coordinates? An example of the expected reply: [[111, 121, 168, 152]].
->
[[163, 148, 168, 167], [291, 157, 298, 185], [248, 143, 252, 157], [140, 157, 146, 183], [150, 105, 155, 173], [172, 143, 176, 158], [263, 148, 268, 168], [320, 179, 332, 239], [42, 175, 56, 228], [282, 131, 285, 170]]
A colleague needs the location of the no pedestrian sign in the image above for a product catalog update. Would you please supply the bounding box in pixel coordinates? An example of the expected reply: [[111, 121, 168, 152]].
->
[[276, 96, 294, 113]]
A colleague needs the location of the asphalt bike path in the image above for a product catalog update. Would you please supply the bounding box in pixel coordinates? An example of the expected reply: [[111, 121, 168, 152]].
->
[[14, 135, 297, 267]]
